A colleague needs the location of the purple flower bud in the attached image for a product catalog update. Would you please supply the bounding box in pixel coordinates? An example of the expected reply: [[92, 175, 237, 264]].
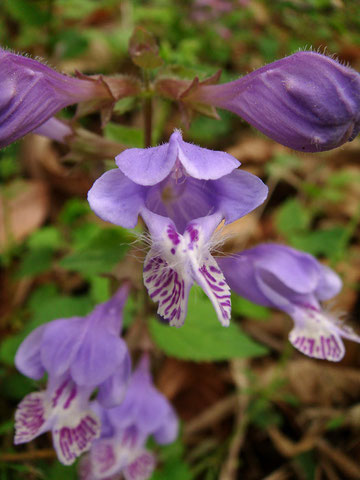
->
[[14, 286, 131, 465], [0, 48, 118, 148], [218, 244, 360, 361], [190, 51, 360, 152]]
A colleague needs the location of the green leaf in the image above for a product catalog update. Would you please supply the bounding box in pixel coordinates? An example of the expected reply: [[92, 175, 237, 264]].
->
[[276, 198, 311, 236], [231, 293, 270, 320], [16, 247, 54, 277], [0, 420, 14, 435], [104, 123, 144, 148], [289, 227, 347, 259], [28, 227, 63, 250], [151, 459, 192, 480], [149, 288, 267, 361], [1, 374, 36, 400], [4, 0, 49, 26], [59, 228, 129, 276], [54, 30, 89, 59]]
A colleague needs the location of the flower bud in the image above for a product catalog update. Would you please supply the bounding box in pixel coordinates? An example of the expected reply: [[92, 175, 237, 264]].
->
[[0, 48, 140, 148], [188, 51, 360, 152], [129, 27, 163, 69]]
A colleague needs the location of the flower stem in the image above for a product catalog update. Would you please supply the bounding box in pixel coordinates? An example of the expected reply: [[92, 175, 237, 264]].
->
[[143, 71, 153, 148]]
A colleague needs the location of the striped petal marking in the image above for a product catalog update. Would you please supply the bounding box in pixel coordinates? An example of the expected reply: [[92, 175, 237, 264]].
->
[[143, 222, 231, 327]]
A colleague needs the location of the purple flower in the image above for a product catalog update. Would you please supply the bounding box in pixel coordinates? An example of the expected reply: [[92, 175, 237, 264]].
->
[[0, 48, 138, 148], [88, 130, 268, 327], [14, 286, 131, 465], [218, 244, 360, 361], [185, 51, 360, 152], [79, 355, 178, 480]]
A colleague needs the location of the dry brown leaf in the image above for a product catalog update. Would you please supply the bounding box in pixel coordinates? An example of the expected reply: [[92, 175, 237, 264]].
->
[[0, 180, 49, 251]]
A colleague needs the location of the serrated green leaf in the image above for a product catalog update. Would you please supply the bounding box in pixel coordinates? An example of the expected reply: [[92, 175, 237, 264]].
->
[[149, 288, 267, 361]]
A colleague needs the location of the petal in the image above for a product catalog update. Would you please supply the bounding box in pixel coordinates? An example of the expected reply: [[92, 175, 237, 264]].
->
[[97, 351, 132, 408], [289, 317, 345, 361], [212, 170, 268, 224], [41, 318, 85, 377], [90, 439, 121, 478], [15, 325, 47, 380], [115, 135, 178, 186], [53, 410, 101, 465], [315, 264, 342, 300], [71, 332, 128, 387], [217, 254, 272, 307], [14, 391, 49, 444], [90, 284, 129, 336], [176, 131, 239, 179], [123, 450, 156, 480], [41, 317, 85, 378], [184, 220, 231, 326], [153, 407, 179, 445], [143, 251, 192, 327], [251, 244, 322, 294], [87, 169, 146, 228]]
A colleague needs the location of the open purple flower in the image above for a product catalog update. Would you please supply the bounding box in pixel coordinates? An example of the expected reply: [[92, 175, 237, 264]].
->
[[14, 286, 131, 465], [79, 355, 178, 480], [183, 51, 360, 152], [88, 130, 268, 327], [218, 244, 360, 361]]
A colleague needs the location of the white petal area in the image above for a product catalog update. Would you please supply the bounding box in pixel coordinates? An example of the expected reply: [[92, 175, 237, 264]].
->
[[143, 251, 192, 327], [142, 209, 231, 326], [14, 392, 49, 444], [189, 251, 231, 327], [53, 410, 100, 465], [289, 309, 345, 361], [124, 450, 156, 480], [183, 221, 231, 326]]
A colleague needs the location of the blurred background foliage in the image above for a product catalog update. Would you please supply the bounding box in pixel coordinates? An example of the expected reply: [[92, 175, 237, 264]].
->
[[1, 1, 360, 479]]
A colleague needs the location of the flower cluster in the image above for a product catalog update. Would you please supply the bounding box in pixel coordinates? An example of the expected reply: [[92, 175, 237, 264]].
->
[[88, 130, 360, 360], [8, 42, 360, 479], [14, 286, 178, 475]]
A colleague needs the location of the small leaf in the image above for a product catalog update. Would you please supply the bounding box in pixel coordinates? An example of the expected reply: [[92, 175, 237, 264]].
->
[[104, 123, 144, 147], [16, 247, 53, 277], [289, 227, 347, 259], [231, 294, 270, 320], [149, 288, 267, 361], [59, 228, 129, 276], [276, 198, 311, 236]]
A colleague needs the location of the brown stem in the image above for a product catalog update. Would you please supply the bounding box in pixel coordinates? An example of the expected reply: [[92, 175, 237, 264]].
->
[[0, 449, 56, 462], [143, 71, 153, 148]]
